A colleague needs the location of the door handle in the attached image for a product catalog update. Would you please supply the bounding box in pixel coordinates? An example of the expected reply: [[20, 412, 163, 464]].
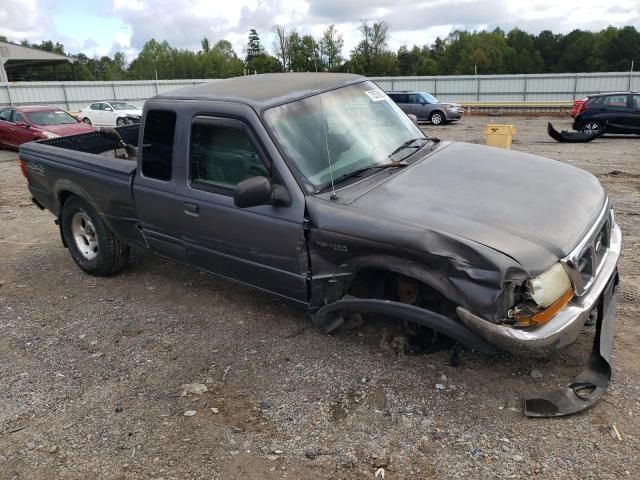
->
[[182, 202, 199, 216]]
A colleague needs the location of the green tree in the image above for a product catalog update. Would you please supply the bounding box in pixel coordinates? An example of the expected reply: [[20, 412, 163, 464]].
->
[[246, 28, 264, 63], [319, 24, 344, 71]]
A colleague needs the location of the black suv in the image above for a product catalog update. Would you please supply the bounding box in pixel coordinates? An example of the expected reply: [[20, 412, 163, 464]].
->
[[387, 91, 463, 125], [573, 92, 640, 136]]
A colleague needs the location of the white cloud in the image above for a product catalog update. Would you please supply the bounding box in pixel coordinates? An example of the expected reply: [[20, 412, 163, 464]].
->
[[1, 0, 639, 60], [0, 0, 54, 41]]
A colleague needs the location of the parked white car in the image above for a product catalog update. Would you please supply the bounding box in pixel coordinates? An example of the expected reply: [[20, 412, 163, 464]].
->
[[78, 101, 142, 127]]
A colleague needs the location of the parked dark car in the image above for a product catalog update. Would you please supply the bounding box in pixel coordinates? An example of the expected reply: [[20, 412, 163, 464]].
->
[[573, 92, 640, 136], [0, 106, 95, 149], [19, 74, 620, 416], [386, 91, 463, 125]]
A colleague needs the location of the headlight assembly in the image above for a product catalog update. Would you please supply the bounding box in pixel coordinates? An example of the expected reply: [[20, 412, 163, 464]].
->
[[40, 131, 60, 139], [508, 263, 574, 327]]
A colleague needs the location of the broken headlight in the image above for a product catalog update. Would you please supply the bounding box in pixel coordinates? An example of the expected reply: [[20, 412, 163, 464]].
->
[[508, 263, 573, 327]]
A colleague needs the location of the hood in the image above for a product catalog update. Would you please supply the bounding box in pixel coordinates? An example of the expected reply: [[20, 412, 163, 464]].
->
[[339, 142, 606, 273], [117, 109, 142, 116], [36, 122, 95, 136]]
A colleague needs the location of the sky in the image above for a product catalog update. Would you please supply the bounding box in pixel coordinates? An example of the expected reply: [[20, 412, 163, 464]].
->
[[1, 0, 638, 60]]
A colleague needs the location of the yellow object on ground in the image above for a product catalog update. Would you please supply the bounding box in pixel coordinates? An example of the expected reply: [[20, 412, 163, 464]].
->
[[484, 124, 516, 149]]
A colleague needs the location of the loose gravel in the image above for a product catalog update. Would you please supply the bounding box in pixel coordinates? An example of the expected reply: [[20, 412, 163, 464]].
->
[[1, 116, 639, 479]]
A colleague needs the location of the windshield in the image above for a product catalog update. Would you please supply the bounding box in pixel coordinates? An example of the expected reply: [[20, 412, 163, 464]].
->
[[111, 102, 139, 110], [27, 110, 78, 125], [264, 81, 425, 191], [420, 93, 439, 104]]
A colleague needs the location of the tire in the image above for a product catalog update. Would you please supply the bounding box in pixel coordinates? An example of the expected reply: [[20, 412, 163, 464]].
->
[[430, 111, 445, 125], [60, 196, 129, 276], [580, 120, 602, 136], [82, 117, 92, 125], [116, 117, 126, 127]]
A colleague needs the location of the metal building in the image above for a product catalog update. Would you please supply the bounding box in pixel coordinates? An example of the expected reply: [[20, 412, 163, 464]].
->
[[0, 41, 75, 82]]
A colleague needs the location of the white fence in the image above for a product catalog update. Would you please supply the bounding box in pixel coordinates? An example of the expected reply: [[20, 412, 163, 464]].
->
[[371, 71, 640, 102], [1, 72, 639, 110], [0, 79, 210, 111]]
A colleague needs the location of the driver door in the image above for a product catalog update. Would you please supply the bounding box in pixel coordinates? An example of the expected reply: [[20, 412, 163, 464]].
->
[[174, 116, 308, 303]]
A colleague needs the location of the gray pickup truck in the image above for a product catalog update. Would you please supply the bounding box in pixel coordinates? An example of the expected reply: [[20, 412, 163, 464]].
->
[[19, 73, 620, 416]]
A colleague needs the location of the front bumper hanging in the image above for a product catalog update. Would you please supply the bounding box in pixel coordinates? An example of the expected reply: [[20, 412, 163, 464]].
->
[[524, 270, 618, 417]]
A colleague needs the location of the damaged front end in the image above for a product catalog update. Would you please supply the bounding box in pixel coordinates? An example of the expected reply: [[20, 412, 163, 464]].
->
[[306, 195, 622, 417]]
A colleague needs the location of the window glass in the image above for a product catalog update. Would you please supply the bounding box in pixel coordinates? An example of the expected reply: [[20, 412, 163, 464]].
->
[[264, 81, 425, 191], [632, 95, 640, 111], [13, 112, 26, 123], [420, 92, 439, 104], [0, 109, 13, 121], [111, 102, 138, 110], [602, 95, 628, 108], [90, 103, 102, 110], [191, 124, 268, 190], [28, 110, 77, 125], [141, 110, 176, 181], [586, 96, 602, 107], [407, 94, 421, 104]]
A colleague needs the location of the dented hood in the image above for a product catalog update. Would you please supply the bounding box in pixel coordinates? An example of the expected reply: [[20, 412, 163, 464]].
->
[[340, 142, 606, 273]]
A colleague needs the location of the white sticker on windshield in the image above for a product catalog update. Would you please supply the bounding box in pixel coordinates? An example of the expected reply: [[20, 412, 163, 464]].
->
[[365, 90, 387, 102]]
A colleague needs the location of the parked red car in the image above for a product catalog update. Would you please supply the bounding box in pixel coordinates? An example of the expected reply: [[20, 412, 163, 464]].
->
[[0, 106, 95, 149], [569, 98, 587, 117]]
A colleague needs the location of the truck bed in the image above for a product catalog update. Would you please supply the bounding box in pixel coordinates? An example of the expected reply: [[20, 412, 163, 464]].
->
[[19, 124, 142, 246]]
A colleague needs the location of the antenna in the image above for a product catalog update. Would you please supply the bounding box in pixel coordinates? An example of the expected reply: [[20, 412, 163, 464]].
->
[[318, 90, 337, 199]]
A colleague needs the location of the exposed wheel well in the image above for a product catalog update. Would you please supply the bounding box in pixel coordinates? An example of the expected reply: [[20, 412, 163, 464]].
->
[[58, 190, 76, 213], [346, 268, 457, 318]]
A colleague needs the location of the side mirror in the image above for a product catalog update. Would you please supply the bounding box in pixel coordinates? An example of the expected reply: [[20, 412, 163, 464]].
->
[[233, 176, 291, 208], [407, 114, 419, 126], [104, 107, 113, 112], [15, 121, 29, 128]]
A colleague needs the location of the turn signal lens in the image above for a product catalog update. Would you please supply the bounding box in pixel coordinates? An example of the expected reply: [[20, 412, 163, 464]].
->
[[514, 289, 573, 327], [18, 158, 28, 178]]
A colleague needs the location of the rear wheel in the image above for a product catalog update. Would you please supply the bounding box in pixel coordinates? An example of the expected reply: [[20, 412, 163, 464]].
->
[[82, 117, 92, 125], [60, 196, 129, 276], [580, 121, 602, 136], [430, 111, 444, 125]]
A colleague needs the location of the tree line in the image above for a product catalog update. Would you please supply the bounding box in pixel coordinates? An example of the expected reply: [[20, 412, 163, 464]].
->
[[1, 23, 638, 81]]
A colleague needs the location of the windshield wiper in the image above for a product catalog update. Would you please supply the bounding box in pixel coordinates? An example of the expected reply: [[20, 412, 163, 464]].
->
[[325, 160, 408, 190], [388, 137, 428, 158]]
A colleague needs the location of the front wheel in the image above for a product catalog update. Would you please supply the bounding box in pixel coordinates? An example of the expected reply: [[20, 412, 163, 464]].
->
[[116, 117, 126, 127], [60, 197, 129, 276], [580, 121, 602, 136], [430, 111, 444, 125]]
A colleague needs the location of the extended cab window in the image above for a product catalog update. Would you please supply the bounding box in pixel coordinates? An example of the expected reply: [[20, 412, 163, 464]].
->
[[141, 110, 176, 181], [0, 109, 12, 121], [190, 123, 268, 191]]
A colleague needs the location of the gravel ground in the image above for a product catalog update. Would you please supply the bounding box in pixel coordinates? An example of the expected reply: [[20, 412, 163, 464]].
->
[[1, 116, 639, 480]]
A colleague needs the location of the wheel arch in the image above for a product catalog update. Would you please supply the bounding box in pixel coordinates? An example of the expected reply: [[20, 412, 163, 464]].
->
[[311, 254, 464, 312]]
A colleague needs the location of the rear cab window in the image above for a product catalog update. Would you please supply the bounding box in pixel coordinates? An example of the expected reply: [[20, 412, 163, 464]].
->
[[141, 110, 176, 181]]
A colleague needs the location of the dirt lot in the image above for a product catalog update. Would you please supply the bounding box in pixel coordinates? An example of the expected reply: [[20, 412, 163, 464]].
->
[[1, 116, 639, 480]]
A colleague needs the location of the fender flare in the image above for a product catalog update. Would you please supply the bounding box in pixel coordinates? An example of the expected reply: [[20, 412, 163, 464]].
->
[[314, 298, 495, 354]]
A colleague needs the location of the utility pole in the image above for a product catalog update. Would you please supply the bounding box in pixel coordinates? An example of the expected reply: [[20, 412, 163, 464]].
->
[[629, 60, 634, 91]]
